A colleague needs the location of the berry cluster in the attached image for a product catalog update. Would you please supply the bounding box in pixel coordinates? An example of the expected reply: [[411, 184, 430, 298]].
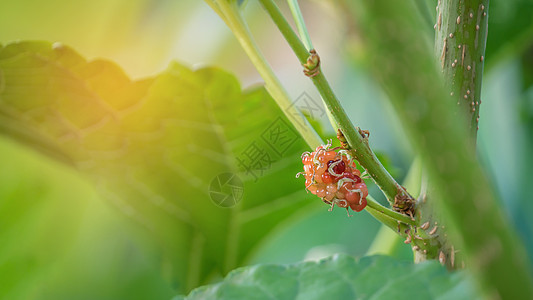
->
[[299, 144, 368, 215]]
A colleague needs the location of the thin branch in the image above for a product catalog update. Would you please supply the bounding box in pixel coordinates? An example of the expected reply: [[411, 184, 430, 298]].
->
[[287, 0, 313, 50], [366, 196, 416, 226], [211, 0, 323, 149], [204, 0, 228, 23], [257, 0, 414, 206]]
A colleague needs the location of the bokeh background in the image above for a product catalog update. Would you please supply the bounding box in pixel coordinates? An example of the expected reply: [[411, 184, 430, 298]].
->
[[0, 0, 532, 299]]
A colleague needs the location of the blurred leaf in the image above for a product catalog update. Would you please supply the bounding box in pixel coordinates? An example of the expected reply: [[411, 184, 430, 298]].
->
[[0, 137, 177, 300], [478, 57, 533, 272], [0, 0, 204, 78], [413, 0, 435, 33], [237, 0, 249, 8], [0, 41, 315, 293], [374, 151, 400, 179], [518, 47, 533, 264], [485, 0, 533, 70], [176, 254, 478, 300], [0, 138, 89, 299]]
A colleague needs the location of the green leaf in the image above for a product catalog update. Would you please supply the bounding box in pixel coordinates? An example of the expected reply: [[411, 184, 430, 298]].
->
[[485, 0, 533, 70], [177, 255, 478, 300], [0, 138, 89, 300], [0, 41, 316, 293], [0, 138, 177, 300]]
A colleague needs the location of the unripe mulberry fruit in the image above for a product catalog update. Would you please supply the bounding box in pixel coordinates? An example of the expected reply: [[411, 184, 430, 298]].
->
[[298, 142, 368, 215]]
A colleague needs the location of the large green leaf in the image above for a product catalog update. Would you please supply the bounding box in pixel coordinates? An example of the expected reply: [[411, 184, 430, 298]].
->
[[0, 139, 176, 300], [0, 41, 315, 293], [176, 254, 478, 300]]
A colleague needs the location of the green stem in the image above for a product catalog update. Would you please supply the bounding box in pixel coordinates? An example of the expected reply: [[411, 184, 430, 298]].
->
[[204, 1, 228, 23], [211, 0, 323, 149], [258, 0, 413, 206], [366, 196, 416, 226], [434, 0, 489, 139], [287, 0, 313, 50]]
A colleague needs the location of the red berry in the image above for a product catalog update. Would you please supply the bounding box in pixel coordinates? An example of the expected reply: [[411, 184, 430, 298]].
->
[[350, 198, 367, 212], [326, 184, 337, 193], [327, 159, 345, 176], [316, 186, 326, 198], [345, 191, 360, 204], [302, 154, 313, 165], [325, 191, 335, 201], [340, 172, 361, 183], [315, 173, 324, 183], [316, 163, 328, 175], [319, 151, 336, 163], [321, 172, 334, 184], [339, 182, 354, 194], [354, 182, 368, 198]]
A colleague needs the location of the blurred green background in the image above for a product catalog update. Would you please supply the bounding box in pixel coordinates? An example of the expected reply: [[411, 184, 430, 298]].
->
[[0, 0, 532, 299]]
